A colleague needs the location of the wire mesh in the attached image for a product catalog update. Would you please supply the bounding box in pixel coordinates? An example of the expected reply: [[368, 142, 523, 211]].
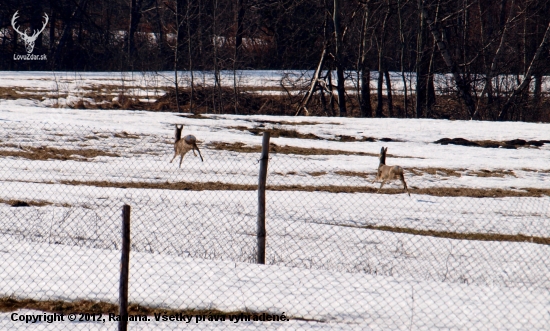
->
[[0, 121, 548, 330]]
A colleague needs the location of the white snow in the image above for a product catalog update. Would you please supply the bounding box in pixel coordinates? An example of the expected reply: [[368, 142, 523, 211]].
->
[[0, 72, 549, 330], [1, 241, 548, 330]]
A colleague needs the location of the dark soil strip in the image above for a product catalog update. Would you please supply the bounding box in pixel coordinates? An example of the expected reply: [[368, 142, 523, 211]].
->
[[0, 146, 119, 161], [0, 297, 298, 321], [0, 199, 51, 207], [227, 126, 399, 143], [57, 180, 550, 197], [434, 137, 550, 149], [208, 142, 413, 158], [341, 224, 550, 245]]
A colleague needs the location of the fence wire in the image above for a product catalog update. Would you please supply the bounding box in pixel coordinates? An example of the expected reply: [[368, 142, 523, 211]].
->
[[0, 121, 549, 330]]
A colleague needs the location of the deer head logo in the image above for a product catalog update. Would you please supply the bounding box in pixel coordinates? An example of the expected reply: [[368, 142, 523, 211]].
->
[[11, 11, 49, 54]]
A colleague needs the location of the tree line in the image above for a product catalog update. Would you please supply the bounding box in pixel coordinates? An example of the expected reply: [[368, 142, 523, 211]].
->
[[1, 0, 549, 121]]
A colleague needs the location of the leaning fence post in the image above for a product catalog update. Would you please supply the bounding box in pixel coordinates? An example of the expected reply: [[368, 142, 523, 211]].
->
[[119, 204, 131, 331], [257, 131, 270, 264]]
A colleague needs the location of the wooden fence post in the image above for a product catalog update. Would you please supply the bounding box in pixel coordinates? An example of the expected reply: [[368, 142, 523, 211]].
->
[[119, 204, 131, 331], [257, 131, 270, 264]]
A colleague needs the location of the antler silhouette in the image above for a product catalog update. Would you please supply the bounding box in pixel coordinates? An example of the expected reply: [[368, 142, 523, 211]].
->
[[11, 11, 49, 53]]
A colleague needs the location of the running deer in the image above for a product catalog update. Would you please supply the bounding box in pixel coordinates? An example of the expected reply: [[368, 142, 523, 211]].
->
[[372, 147, 410, 196], [170, 125, 204, 167]]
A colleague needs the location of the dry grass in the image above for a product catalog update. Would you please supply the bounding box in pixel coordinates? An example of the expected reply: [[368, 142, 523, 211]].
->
[[0, 146, 119, 161], [208, 141, 414, 158], [342, 225, 550, 245], [178, 114, 211, 119], [308, 171, 327, 177], [229, 126, 392, 143], [0, 87, 46, 101], [334, 171, 375, 179], [56, 180, 550, 197], [208, 141, 379, 156], [336, 167, 512, 179], [59, 180, 257, 191], [0, 297, 269, 318], [468, 169, 516, 178], [415, 167, 463, 177], [245, 119, 327, 126], [520, 168, 550, 173], [113, 131, 140, 139]]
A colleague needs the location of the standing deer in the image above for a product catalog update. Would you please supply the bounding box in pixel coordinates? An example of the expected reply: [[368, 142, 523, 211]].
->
[[170, 125, 204, 167], [372, 147, 410, 196]]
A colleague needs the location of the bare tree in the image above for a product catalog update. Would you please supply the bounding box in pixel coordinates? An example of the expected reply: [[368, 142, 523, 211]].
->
[[128, 0, 143, 60], [359, 2, 373, 117], [333, 0, 347, 117]]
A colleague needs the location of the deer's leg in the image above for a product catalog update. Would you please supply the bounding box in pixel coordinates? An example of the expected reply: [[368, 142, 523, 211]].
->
[[194, 143, 204, 162], [400, 174, 411, 196], [179, 154, 185, 168], [170, 152, 177, 163], [378, 180, 386, 193]]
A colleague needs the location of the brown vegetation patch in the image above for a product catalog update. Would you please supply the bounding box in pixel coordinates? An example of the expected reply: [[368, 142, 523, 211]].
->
[[0, 146, 119, 161], [308, 171, 327, 176], [335, 171, 374, 179], [0, 199, 51, 207], [113, 131, 140, 139], [247, 127, 322, 140], [434, 137, 550, 149], [468, 169, 516, 178], [177, 114, 211, 119], [344, 225, 550, 245], [246, 119, 326, 126], [208, 142, 261, 153], [337, 168, 463, 179], [0, 297, 274, 319], [411, 167, 463, 177], [56, 180, 550, 197], [153, 86, 292, 115], [226, 126, 398, 144], [208, 141, 379, 156], [59, 180, 257, 191], [0, 87, 45, 101], [520, 168, 550, 173]]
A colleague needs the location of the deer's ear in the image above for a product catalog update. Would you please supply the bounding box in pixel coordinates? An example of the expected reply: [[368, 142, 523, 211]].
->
[[384, 147, 388, 153]]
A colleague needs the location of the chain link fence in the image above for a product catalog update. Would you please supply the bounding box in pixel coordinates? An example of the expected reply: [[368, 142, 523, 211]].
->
[[0, 121, 549, 330]]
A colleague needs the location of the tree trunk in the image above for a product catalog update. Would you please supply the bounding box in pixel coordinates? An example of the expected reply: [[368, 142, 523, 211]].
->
[[426, 41, 436, 117], [385, 71, 393, 117], [333, 0, 347, 117], [423, 7, 477, 119], [415, 0, 430, 118], [54, 0, 87, 68], [376, 3, 391, 117], [376, 62, 384, 117], [234, 0, 246, 114], [498, 21, 550, 120], [296, 47, 326, 116], [398, 0, 408, 118], [359, 5, 372, 118], [174, 0, 181, 113], [187, 0, 194, 113], [128, 0, 143, 59]]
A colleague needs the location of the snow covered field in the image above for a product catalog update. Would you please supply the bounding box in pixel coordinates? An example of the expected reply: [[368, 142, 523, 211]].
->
[[0, 72, 549, 329], [1, 240, 549, 330]]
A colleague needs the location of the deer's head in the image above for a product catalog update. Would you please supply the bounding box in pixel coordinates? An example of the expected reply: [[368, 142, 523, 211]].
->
[[11, 11, 49, 54]]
